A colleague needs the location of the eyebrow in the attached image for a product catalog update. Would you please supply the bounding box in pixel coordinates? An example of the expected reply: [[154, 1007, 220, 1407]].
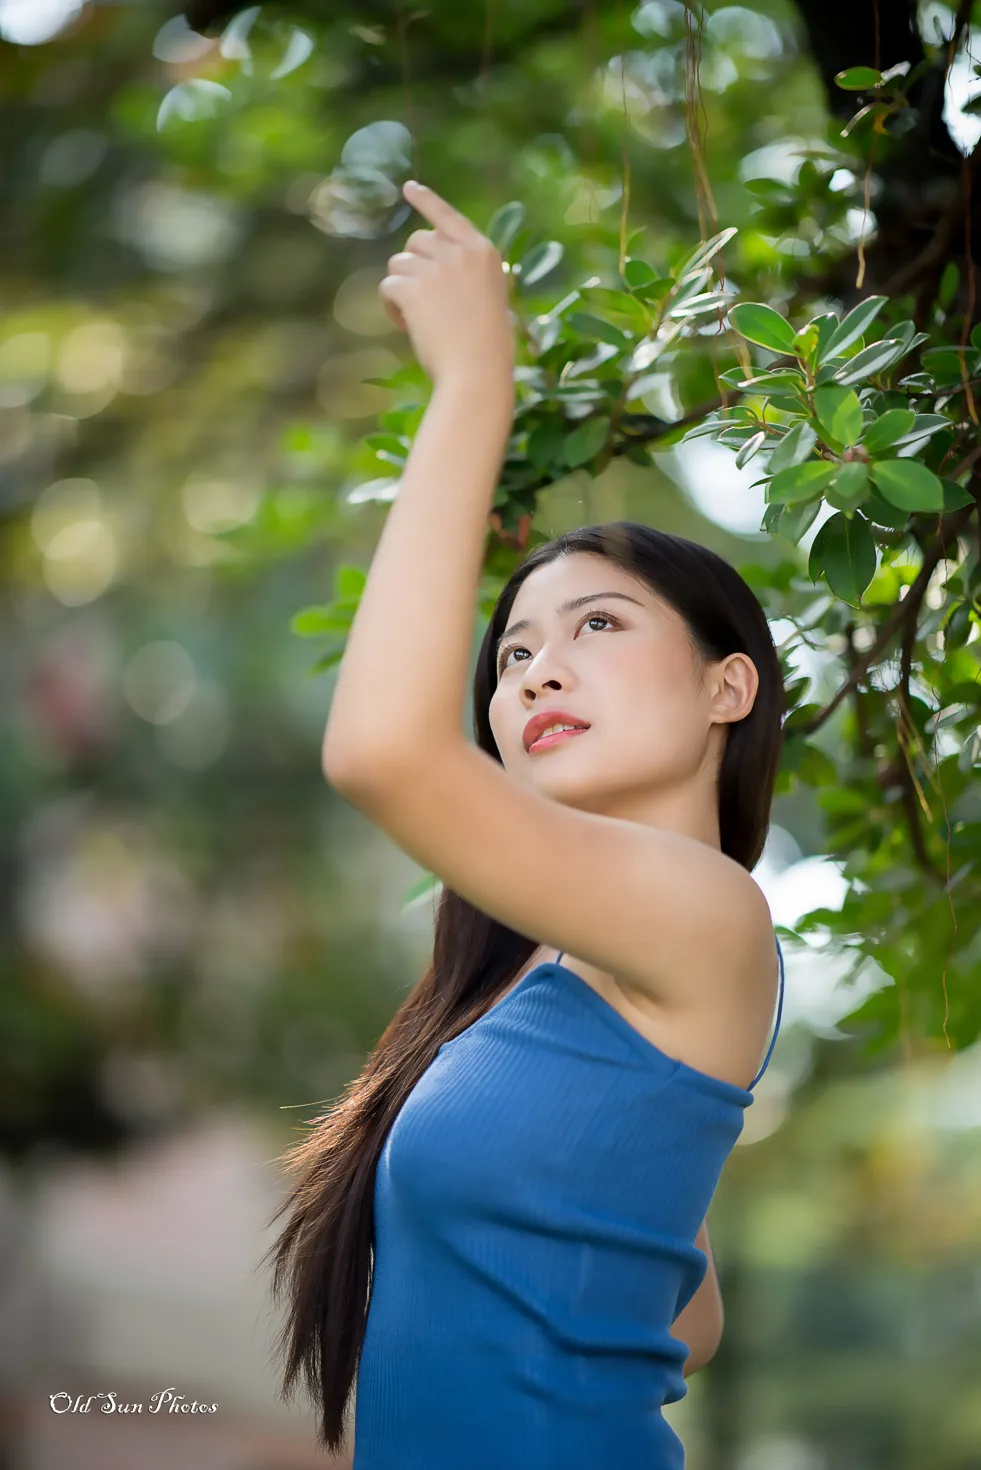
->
[[495, 591, 646, 661]]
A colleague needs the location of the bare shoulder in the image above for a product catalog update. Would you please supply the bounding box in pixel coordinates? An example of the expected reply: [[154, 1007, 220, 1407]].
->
[[606, 893, 779, 1092], [328, 737, 774, 1018]]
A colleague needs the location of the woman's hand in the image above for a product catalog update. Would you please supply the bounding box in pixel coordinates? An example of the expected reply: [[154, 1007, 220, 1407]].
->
[[379, 181, 515, 392]]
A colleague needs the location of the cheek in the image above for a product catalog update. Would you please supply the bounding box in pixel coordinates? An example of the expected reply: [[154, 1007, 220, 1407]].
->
[[486, 688, 509, 751], [596, 644, 699, 734], [595, 640, 688, 702]]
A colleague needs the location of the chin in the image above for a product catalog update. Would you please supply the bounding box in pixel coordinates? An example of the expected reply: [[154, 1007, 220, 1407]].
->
[[527, 762, 616, 810]]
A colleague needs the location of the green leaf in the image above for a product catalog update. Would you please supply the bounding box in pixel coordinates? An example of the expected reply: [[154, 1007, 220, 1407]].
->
[[921, 346, 973, 387], [727, 301, 796, 354], [364, 432, 409, 455], [735, 430, 767, 468], [336, 564, 367, 599], [563, 416, 611, 468], [633, 276, 674, 303], [783, 702, 825, 733], [870, 459, 945, 511], [841, 103, 880, 137], [728, 369, 806, 394], [819, 295, 888, 362], [939, 261, 959, 309], [826, 460, 869, 510], [777, 497, 822, 544], [517, 240, 564, 288], [667, 291, 732, 319], [581, 286, 651, 331], [785, 738, 838, 786], [808, 511, 877, 606], [566, 312, 630, 347], [623, 258, 658, 290], [345, 475, 400, 505], [814, 385, 864, 447], [860, 409, 916, 454], [767, 461, 838, 504], [864, 488, 910, 528], [669, 269, 714, 308], [561, 344, 619, 381], [832, 339, 906, 385], [526, 418, 566, 470], [745, 177, 793, 199], [402, 871, 443, 911], [291, 606, 353, 637], [891, 413, 951, 448], [486, 201, 525, 254], [809, 313, 842, 364], [835, 66, 883, 90], [674, 227, 739, 281], [792, 323, 820, 366], [767, 420, 818, 474], [941, 478, 976, 510]]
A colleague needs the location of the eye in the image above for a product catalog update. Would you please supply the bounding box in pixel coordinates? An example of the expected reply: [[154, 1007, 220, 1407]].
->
[[496, 610, 619, 675]]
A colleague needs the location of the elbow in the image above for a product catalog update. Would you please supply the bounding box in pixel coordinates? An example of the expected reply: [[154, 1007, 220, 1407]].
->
[[321, 735, 415, 798], [322, 725, 461, 793], [682, 1319, 724, 1379], [321, 740, 359, 791], [682, 1342, 718, 1379], [321, 722, 379, 788]]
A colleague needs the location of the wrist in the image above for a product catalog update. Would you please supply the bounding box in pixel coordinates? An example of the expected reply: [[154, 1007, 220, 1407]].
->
[[435, 366, 515, 411]]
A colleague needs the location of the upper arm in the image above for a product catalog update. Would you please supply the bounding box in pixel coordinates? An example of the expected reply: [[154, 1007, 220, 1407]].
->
[[326, 737, 774, 1010]]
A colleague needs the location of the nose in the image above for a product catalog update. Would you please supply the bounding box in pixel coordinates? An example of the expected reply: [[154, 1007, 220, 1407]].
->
[[520, 649, 573, 704]]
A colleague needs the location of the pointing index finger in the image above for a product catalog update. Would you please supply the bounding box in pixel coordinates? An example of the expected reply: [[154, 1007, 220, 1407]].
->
[[403, 181, 482, 244]]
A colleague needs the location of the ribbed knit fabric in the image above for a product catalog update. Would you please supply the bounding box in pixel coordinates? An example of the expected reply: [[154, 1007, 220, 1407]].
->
[[353, 934, 786, 1469]]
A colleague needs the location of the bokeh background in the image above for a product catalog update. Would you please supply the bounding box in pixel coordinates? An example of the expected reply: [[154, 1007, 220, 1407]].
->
[[2, 1, 980, 1467]]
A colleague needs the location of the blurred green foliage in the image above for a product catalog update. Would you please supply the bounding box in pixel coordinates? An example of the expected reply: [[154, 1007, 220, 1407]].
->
[[1, 0, 980, 1172], [1, 6, 980, 1465]]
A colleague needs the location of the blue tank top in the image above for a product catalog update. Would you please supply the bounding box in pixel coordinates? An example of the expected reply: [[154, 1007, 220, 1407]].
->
[[353, 933, 786, 1470]]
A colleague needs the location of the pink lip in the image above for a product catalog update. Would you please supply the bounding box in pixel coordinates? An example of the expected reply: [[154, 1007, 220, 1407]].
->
[[528, 727, 589, 754], [523, 709, 591, 751]]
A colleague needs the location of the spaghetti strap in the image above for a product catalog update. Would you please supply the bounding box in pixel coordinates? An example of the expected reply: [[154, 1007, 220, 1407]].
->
[[555, 951, 564, 965], [749, 933, 785, 1090]]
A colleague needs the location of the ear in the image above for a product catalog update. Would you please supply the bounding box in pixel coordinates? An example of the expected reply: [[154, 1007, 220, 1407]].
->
[[710, 653, 758, 724]]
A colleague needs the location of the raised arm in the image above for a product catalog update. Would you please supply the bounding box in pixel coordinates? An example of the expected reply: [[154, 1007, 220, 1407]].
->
[[322, 182, 775, 1012]]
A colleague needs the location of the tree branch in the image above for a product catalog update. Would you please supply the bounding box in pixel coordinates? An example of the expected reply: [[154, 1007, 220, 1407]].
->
[[797, 499, 977, 739], [880, 138, 981, 300]]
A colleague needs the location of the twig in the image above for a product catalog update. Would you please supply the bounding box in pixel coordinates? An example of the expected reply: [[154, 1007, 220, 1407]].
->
[[894, 607, 945, 879]]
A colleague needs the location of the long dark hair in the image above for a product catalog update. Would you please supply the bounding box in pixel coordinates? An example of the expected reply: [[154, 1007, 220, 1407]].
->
[[264, 521, 785, 1451]]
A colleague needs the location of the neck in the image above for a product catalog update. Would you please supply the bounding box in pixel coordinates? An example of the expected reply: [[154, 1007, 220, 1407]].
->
[[578, 776, 722, 851]]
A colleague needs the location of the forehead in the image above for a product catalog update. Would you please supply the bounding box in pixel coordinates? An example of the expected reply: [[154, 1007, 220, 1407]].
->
[[507, 552, 654, 618]]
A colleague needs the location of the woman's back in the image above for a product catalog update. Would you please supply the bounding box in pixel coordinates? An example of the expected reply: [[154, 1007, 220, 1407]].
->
[[353, 937, 785, 1470]]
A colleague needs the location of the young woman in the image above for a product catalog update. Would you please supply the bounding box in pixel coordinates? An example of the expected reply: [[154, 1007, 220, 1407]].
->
[[268, 181, 786, 1469]]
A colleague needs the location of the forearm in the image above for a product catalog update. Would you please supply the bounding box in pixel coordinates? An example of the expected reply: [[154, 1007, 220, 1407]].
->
[[322, 373, 514, 776], [673, 1218, 724, 1377]]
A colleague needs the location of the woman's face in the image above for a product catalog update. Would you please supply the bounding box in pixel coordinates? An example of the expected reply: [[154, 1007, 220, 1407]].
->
[[486, 551, 757, 816]]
